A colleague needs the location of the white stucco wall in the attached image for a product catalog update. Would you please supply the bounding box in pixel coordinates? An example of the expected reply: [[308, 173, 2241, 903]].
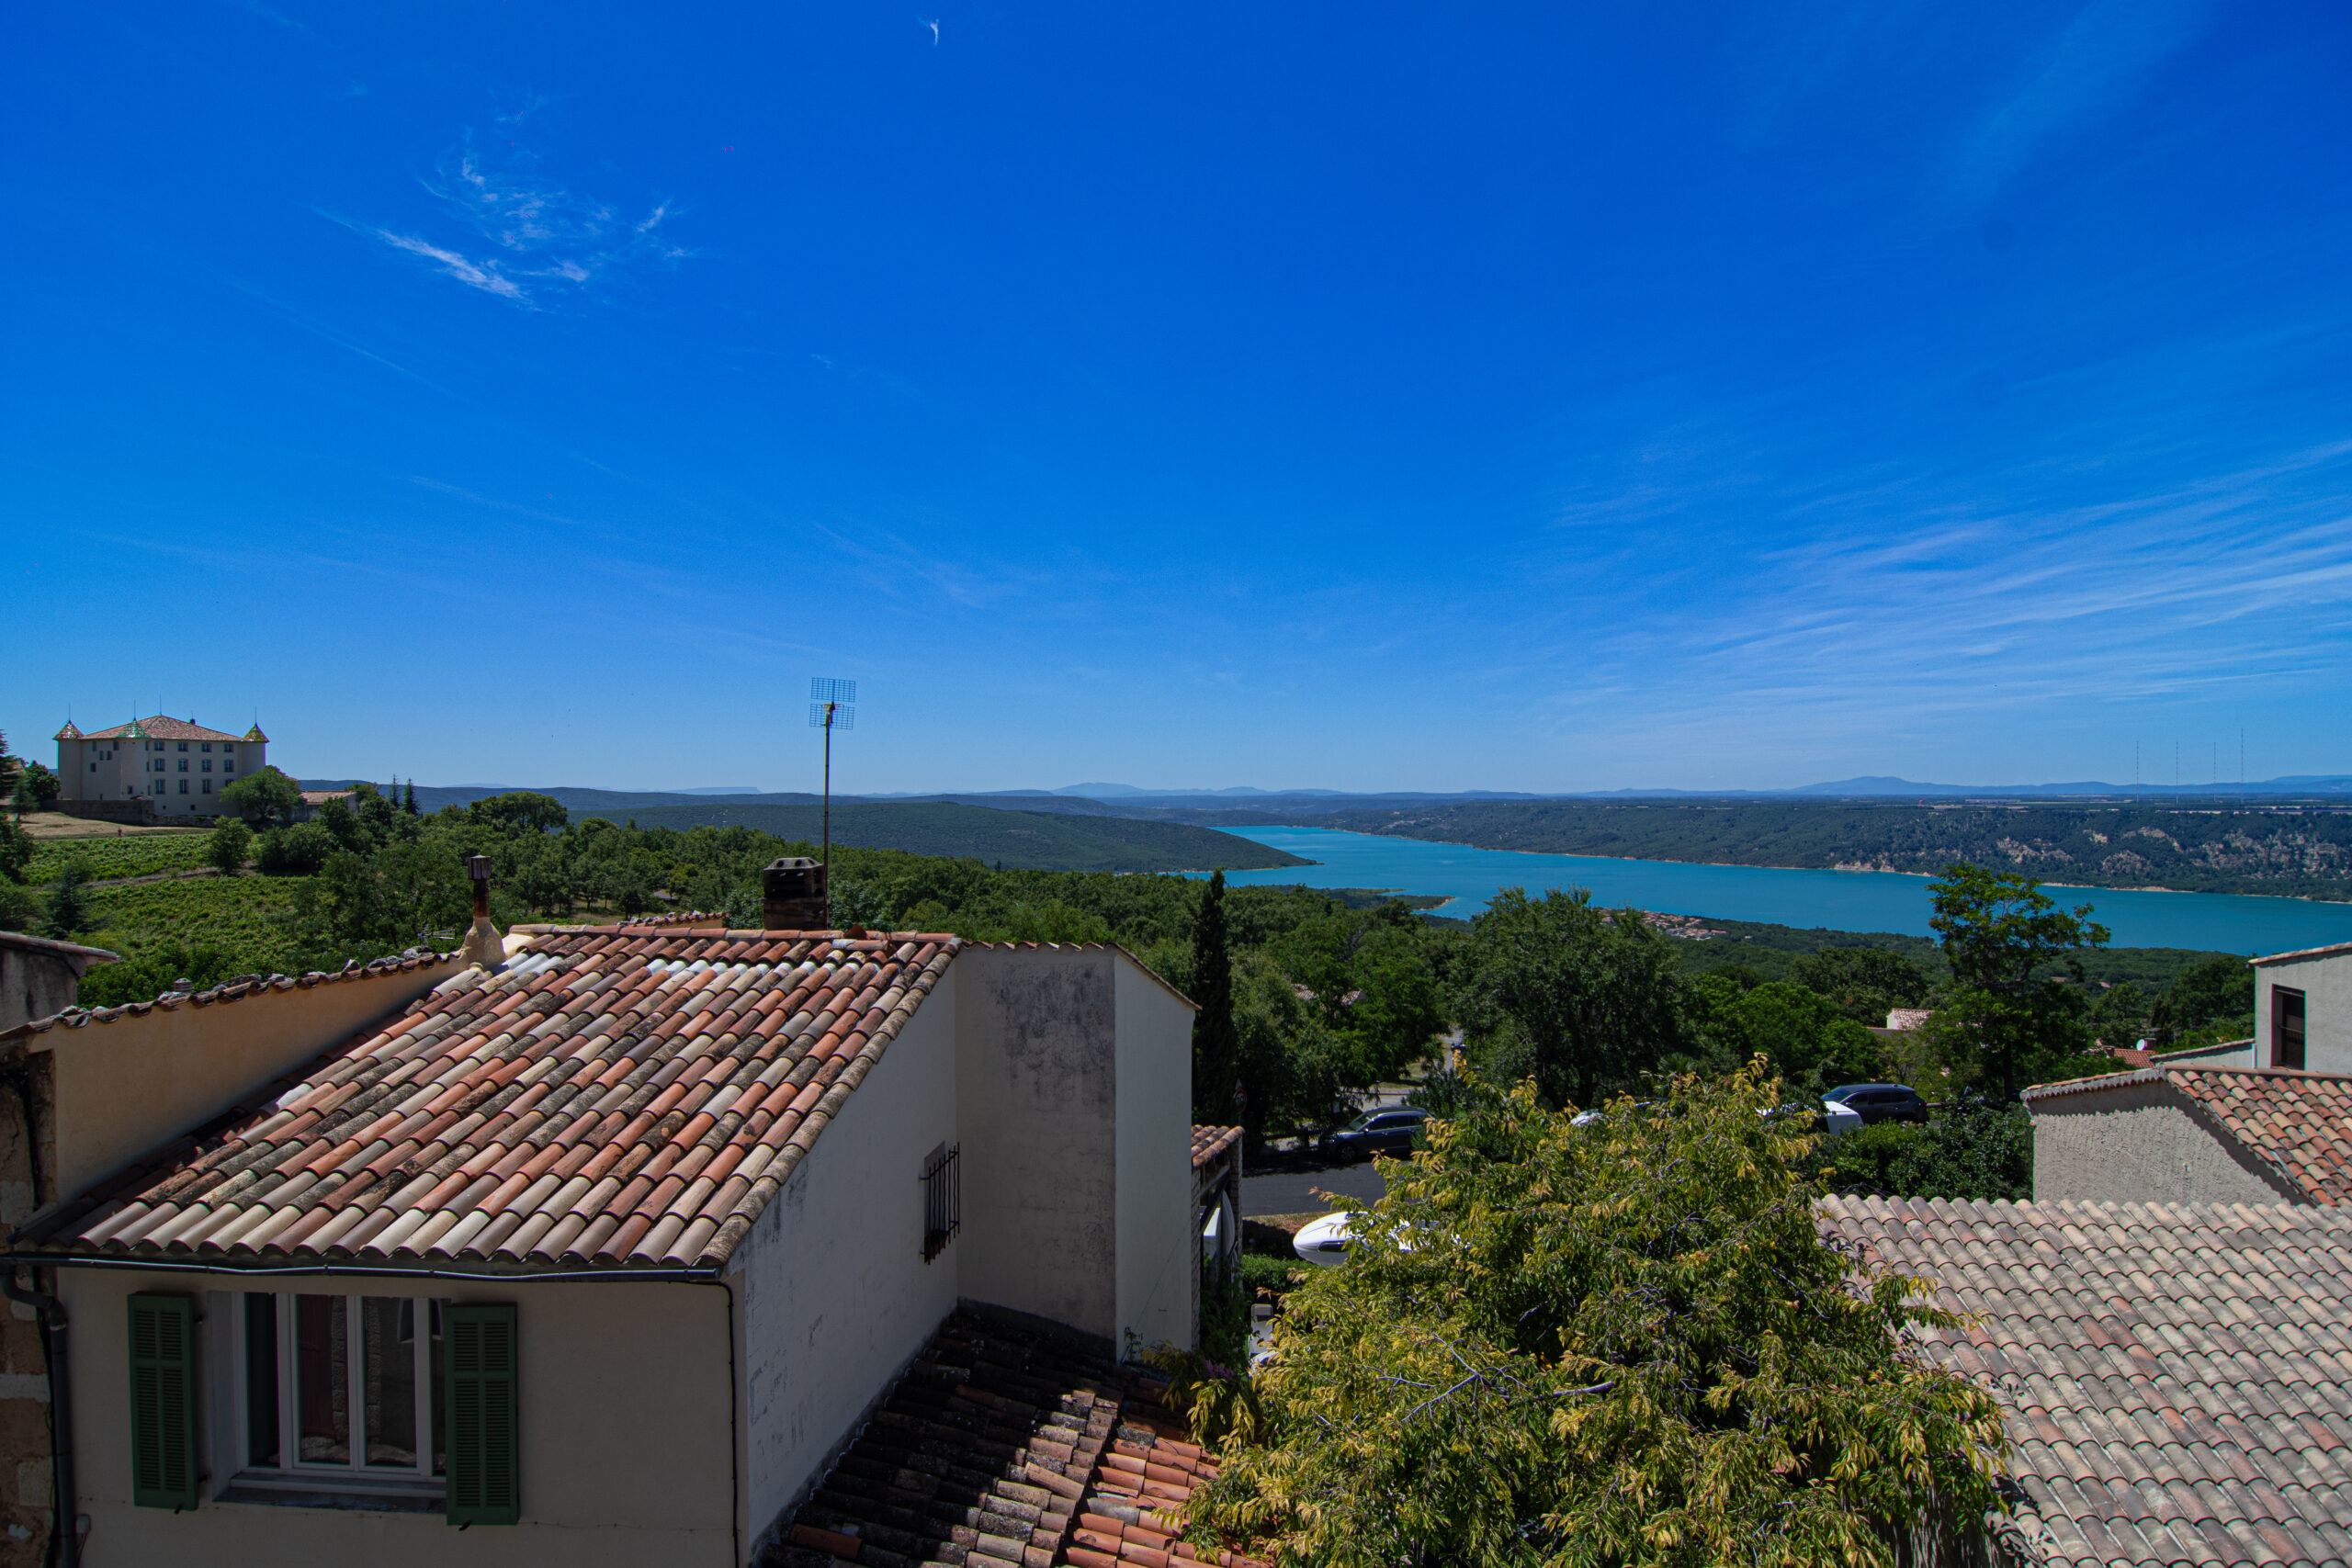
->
[[2255, 950, 2352, 1074], [1114, 957, 1195, 1357], [732, 972, 961, 1555], [58, 1269, 734, 1568], [39, 958, 466, 1199], [953, 945, 1121, 1341], [2029, 1083, 2303, 1205]]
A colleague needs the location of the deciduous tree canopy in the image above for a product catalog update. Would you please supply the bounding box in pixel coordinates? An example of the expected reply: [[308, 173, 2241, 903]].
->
[[1192, 1064, 2012, 1568]]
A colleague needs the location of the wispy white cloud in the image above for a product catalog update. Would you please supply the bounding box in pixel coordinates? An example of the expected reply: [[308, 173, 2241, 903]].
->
[[1953, 0, 2210, 202], [343, 129, 689, 306], [374, 231, 526, 299]]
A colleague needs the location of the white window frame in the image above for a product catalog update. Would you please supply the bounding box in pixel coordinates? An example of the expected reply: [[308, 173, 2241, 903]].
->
[[225, 1292, 446, 1503]]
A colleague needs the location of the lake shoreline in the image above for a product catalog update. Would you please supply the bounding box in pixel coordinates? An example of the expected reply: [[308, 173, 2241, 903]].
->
[[1333, 830, 2351, 906]]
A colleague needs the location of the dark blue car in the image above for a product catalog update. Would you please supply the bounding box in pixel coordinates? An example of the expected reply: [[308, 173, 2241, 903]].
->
[[1824, 1082, 1930, 1126], [1321, 1107, 1430, 1161]]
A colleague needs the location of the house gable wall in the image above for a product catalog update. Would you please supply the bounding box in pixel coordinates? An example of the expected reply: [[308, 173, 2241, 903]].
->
[[54, 1269, 733, 1568], [2030, 1082, 2306, 1205], [1114, 955, 1194, 1356], [730, 964, 962, 1555], [953, 946, 1120, 1341], [36, 960, 463, 1199]]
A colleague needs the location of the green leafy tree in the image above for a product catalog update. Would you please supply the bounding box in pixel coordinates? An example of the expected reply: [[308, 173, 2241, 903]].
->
[[13, 761, 61, 816], [1788, 945, 1935, 1025], [1269, 900, 1446, 1081], [1449, 886, 1682, 1109], [1690, 976, 1883, 1093], [254, 822, 336, 877], [42, 861, 96, 941], [313, 795, 371, 852], [1193, 1062, 2011, 1567], [206, 818, 254, 874], [1818, 1091, 2032, 1202], [221, 765, 305, 830], [0, 814, 30, 885], [1191, 870, 1241, 1125], [0, 883, 40, 933], [469, 791, 568, 835], [1926, 864, 2109, 1099], [1229, 952, 1351, 1146], [2147, 953, 2254, 1045]]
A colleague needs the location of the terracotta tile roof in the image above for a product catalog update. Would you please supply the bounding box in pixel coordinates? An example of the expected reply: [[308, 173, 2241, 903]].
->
[[2254, 940, 2352, 965], [0, 950, 465, 1043], [1190, 1127, 1240, 1169], [300, 789, 356, 806], [13, 927, 961, 1273], [2024, 1065, 2352, 1205], [71, 715, 250, 743], [773, 1310, 1261, 1568], [1821, 1196, 2352, 1568]]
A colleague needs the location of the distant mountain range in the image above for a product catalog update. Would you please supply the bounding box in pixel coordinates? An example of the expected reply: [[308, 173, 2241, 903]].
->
[[304, 775, 2352, 818]]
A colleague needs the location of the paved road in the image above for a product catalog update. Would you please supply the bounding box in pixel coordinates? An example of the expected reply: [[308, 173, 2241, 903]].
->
[[1241, 1160, 1387, 1216]]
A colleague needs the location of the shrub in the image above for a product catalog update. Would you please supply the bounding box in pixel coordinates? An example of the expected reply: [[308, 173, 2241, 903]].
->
[[255, 823, 335, 877], [1819, 1091, 2033, 1202], [207, 819, 254, 874]]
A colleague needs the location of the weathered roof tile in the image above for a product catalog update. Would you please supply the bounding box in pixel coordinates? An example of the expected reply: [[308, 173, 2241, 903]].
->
[[1822, 1195, 2352, 1567], [15, 926, 960, 1273]]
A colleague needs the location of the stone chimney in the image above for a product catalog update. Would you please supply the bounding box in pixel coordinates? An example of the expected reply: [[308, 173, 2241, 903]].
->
[[762, 857, 828, 931], [460, 853, 504, 970]]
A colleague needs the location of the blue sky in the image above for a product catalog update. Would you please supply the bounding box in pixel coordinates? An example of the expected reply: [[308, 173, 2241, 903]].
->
[[6, 2, 2349, 794]]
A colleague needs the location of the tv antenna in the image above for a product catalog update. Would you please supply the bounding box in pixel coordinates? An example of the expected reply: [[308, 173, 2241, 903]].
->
[[810, 678, 856, 920]]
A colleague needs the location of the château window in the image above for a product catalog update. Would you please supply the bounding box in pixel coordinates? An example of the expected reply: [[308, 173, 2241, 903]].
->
[[202, 761, 211, 772], [231, 1293, 447, 1502], [202, 779, 212, 794], [177, 742, 187, 751], [201, 743, 211, 752], [178, 780, 188, 794]]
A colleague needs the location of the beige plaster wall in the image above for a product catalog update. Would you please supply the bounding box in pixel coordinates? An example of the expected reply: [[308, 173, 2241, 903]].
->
[[0, 946, 86, 1035], [39, 958, 466, 1199], [731, 973, 960, 1555], [2030, 1084, 2302, 1206], [1114, 956, 1195, 1356], [2256, 952, 2352, 1074], [57, 1269, 734, 1568], [953, 946, 1120, 1342]]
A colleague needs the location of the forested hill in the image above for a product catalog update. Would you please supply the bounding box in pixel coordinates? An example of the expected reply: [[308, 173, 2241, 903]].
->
[[1291, 800, 2352, 899], [571, 801, 1306, 874]]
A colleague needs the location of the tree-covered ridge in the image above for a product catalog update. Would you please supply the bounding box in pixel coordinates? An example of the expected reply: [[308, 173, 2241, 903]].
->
[[1301, 799, 2352, 898], [570, 800, 1308, 874]]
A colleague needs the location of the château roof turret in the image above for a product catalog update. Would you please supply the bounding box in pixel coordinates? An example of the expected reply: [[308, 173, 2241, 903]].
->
[[243, 724, 268, 744], [52, 721, 83, 741]]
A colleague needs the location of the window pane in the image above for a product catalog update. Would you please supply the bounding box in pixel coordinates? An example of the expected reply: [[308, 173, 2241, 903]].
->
[[244, 1294, 279, 1468], [362, 1298, 417, 1467], [429, 1300, 447, 1477], [295, 1294, 349, 1463]]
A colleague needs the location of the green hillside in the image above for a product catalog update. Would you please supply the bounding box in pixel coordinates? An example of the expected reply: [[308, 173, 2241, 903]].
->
[[572, 801, 1307, 874]]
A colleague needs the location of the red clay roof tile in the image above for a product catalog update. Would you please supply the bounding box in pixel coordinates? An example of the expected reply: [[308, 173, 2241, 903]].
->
[[1822, 1196, 2352, 1567], [16, 927, 960, 1272]]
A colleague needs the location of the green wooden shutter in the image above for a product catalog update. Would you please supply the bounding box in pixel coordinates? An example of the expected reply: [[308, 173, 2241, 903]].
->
[[445, 1303, 518, 1526], [127, 1293, 198, 1510]]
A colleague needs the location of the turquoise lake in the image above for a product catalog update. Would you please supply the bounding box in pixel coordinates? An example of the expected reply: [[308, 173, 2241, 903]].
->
[[1217, 826, 2352, 955]]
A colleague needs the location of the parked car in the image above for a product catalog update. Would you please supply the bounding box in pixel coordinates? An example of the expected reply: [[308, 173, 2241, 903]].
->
[[1320, 1106, 1430, 1161], [1823, 1082, 1930, 1125], [1293, 1212, 1355, 1266]]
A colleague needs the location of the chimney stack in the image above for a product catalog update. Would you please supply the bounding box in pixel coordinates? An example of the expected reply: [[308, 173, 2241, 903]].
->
[[762, 857, 828, 931], [460, 853, 503, 970]]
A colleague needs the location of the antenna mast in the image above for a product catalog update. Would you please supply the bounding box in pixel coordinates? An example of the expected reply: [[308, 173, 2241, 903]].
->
[[810, 678, 857, 924]]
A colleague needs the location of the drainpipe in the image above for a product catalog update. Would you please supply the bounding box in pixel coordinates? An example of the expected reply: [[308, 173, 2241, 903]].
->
[[0, 1269, 76, 1568]]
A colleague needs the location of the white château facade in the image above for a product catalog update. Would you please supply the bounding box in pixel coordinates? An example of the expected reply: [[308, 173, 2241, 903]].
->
[[53, 716, 269, 819]]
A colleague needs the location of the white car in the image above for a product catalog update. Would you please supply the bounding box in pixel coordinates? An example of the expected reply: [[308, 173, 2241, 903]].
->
[[1292, 1212, 1355, 1266]]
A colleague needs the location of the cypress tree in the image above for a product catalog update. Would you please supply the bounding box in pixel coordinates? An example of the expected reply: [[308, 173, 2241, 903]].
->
[[1189, 869, 1239, 1125], [402, 780, 419, 815]]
